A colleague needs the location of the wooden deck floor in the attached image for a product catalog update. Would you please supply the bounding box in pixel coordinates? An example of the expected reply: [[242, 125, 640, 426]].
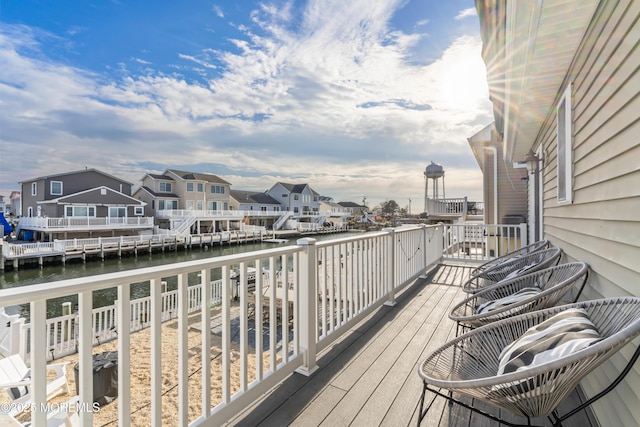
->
[[229, 263, 597, 427]]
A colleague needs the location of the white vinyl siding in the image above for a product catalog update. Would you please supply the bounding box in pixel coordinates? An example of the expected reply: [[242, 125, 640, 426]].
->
[[536, 2, 640, 426]]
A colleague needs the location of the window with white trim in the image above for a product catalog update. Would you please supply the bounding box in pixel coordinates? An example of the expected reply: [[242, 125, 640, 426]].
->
[[557, 85, 573, 204], [65, 206, 96, 217], [109, 207, 126, 218], [159, 182, 172, 192], [186, 183, 194, 192], [135, 206, 144, 216], [31, 182, 37, 196], [197, 183, 204, 192], [50, 181, 63, 196]]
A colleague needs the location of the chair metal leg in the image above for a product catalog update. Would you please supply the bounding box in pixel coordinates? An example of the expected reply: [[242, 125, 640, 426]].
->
[[555, 342, 640, 424]]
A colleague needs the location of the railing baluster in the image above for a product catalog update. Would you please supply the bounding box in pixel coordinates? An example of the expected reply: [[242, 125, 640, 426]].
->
[[200, 268, 212, 419], [118, 283, 131, 427], [30, 299, 47, 426], [268, 257, 277, 371], [222, 265, 231, 403], [254, 258, 263, 382], [178, 272, 189, 427], [78, 290, 94, 426], [239, 261, 248, 392], [151, 278, 162, 426]]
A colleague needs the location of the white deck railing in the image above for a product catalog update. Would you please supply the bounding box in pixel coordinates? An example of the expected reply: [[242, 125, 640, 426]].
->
[[442, 223, 527, 262], [0, 226, 450, 426], [17, 217, 155, 231], [0, 224, 517, 426], [156, 209, 283, 219]]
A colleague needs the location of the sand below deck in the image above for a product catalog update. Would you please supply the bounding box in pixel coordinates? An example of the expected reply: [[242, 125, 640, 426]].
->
[[5, 305, 280, 426]]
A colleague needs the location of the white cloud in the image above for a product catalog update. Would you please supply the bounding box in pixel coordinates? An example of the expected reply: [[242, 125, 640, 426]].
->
[[455, 8, 477, 20], [0, 2, 492, 208]]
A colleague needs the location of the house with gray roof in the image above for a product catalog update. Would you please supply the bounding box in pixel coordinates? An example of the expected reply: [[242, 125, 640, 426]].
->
[[17, 168, 151, 240], [229, 190, 282, 229], [266, 182, 323, 230], [134, 169, 237, 234]]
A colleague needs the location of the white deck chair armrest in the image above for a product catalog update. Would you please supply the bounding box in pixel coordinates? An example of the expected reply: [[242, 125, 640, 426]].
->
[[0, 379, 31, 388]]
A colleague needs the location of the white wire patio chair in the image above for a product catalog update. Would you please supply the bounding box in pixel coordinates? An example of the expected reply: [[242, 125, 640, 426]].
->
[[462, 247, 562, 294], [417, 297, 640, 427], [450, 262, 589, 334], [470, 240, 549, 277]]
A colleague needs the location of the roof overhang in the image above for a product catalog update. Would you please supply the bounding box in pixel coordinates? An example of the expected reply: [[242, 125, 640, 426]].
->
[[467, 123, 495, 172], [477, 0, 599, 162]]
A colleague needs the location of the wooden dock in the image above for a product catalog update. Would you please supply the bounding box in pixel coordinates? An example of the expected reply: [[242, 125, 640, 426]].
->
[[0, 231, 264, 270], [229, 263, 598, 427]]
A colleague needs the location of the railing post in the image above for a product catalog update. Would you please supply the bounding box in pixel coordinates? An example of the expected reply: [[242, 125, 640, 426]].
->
[[519, 223, 528, 247], [383, 228, 396, 306], [30, 299, 47, 425], [296, 237, 319, 376], [420, 224, 429, 279]]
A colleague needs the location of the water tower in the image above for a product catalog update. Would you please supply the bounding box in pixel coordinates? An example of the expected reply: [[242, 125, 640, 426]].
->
[[424, 161, 445, 213]]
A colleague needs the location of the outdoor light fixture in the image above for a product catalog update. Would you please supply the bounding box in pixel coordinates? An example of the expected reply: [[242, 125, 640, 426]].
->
[[525, 150, 543, 175]]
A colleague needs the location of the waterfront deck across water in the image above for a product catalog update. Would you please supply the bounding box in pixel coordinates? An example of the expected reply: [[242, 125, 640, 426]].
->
[[230, 263, 597, 427]]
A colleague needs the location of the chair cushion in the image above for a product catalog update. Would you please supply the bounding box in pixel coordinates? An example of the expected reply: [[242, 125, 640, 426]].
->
[[497, 308, 601, 375], [475, 287, 541, 315], [9, 373, 30, 400]]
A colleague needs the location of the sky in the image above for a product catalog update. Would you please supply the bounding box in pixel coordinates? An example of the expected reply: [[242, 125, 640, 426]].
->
[[0, 0, 493, 212]]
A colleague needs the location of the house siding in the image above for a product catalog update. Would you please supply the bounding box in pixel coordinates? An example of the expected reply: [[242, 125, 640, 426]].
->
[[536, 1, 640, 425], [21, 170, 132, 218]]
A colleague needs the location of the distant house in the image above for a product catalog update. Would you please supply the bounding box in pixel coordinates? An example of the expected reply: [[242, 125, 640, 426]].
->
[[318, 197, 350, 225], [337, 201, 368, 219], [134, 169, 235, 234], [266, 183, 320, 217], [475, 0, 640, 424], [134, 170, 232, 217], [133, 173, 180, 217], [229, 190, 282, 229], [9, 191, 21, 216], [17, 168, 150, 240]]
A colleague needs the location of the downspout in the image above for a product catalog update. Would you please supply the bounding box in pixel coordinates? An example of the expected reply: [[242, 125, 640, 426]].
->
[[486, 146, 499, 257], [484, 147, 499, 225]]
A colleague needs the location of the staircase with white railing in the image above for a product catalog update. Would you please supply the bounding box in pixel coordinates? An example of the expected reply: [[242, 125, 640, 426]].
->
[[171, 211, 198, 236], [273, 211, 294, 230]]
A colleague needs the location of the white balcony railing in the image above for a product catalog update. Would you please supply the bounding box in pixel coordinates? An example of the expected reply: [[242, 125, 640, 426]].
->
[[0, 223, 519, 426], [156, 209, 283, 219], [442, 223, 527, 262], [0, 226, 450, 426], [18, 217, 155, 231]]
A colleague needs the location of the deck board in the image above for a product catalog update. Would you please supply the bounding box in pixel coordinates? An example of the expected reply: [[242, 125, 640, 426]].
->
[[229, 263, 598, 427]]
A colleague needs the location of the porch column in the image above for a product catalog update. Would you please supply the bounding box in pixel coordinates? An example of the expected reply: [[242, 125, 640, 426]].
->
[[383, 228, 396, 306], [296, 237, 319, 376]]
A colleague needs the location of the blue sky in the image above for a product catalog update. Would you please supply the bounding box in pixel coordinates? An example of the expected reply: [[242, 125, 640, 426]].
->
[[0, 0, 492, 210]]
